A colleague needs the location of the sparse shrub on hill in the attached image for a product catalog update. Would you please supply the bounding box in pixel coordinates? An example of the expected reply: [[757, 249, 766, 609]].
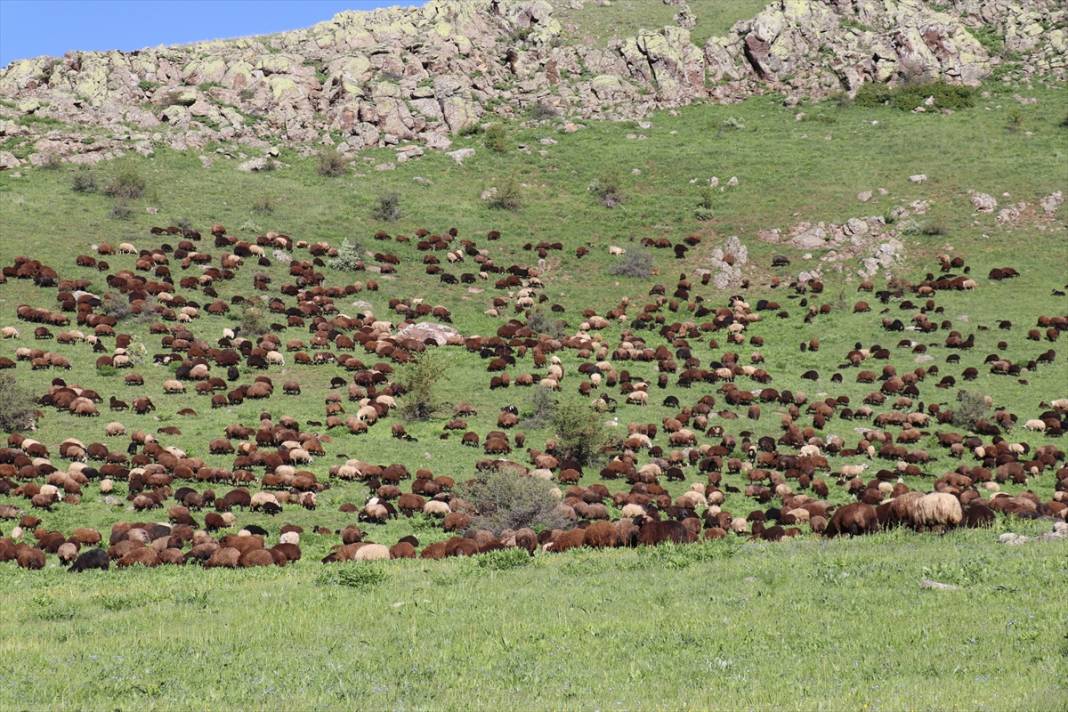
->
[[101, 292, 131, 321], [695, 186, 714, 221], [953, 390, 992, 431], [486, 178, 522, 211], [251, 194, 274, 214], [238, 301, 269, 337], [522, 386, 558, 430], [590, 171, 623, 208], [484, 124, 508, 153], [371, 192, 402, 222], [400, 351, 445, 421], [460, 469, 569, 535], [71, 170, 97, 193], [327, 238, 364, 271], [852, 80, 975, 112], [529, 101, 557, 121], [551, 398, 610, 465], [109, 201, 133, 220], [0, 374, 37, 432], [609, 250, 654, 278], [526, 307, 565, 339], [104, 165, 146, 199], [316, 147, 347, 177]]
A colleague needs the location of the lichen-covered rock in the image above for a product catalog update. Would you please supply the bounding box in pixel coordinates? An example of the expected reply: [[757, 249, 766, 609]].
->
[[0, 0, 1059, 164]]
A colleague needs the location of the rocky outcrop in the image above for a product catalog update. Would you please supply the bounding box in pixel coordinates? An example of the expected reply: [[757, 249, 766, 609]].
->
[[0, 0, 1062, 167]]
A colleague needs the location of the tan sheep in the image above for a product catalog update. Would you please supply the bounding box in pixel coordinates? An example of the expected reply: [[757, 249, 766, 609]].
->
[[910, 492, 962, 530], [354, 544, 390, 561]]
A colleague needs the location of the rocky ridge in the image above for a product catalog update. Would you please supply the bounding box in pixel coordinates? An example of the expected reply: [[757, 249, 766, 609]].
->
[[0, 0, 1064, 167]]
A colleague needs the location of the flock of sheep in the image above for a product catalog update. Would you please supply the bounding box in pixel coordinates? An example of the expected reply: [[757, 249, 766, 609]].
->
[[0, 218, 1066, 571]]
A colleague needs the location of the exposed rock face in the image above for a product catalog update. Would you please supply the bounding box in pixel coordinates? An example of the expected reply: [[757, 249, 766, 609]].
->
[[0, 0, 1062, 167]]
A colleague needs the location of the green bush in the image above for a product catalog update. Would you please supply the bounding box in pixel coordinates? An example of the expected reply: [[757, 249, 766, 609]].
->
[[477, 547, 532, 570], [371, 192, 402, 222], [852, 81, 975, 112], [400, 351, 446, 421], [101, 291, 132, 321], [487, 178, 522, 211], [590, 171, 623, 208], [237, 301, 269, 337], [526, 307, 565, 338], [0, 374, 37, 432], [551, 398, 609, 465], [104, 166, 146, 199], [316, 147, 347, 177], [522, 386, 558, 430], [695, 186, 714, 221], [71, 171, 97, 194], [953, 390, 992, 431], [327, 238, 364, 271], [317, 565, 387, 589], [459, 469, 569, 535], [484, 124, 508, 153]]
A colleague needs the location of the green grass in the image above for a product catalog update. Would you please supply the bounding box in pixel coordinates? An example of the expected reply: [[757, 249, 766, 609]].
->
[[553, 0, 769, 47], [0, 80, 1067, 708], [0, 529, 1064, 710]]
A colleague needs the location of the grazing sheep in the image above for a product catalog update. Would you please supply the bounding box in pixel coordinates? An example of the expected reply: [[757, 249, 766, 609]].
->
[[909, 493, 963, 531]]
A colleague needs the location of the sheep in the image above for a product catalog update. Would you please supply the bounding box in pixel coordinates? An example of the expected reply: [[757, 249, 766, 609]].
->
[[1024, 419, 1046, 432], [354, 544, 391, 561], [909, 492, 963, 531]]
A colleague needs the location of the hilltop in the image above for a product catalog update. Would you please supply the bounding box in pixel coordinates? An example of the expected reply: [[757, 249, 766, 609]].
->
[[1, 0, 1065, 168]]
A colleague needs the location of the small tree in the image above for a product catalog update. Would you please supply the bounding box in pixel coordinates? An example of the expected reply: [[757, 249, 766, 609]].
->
[[487, 178, 522, 211], [0, 374, 37, 432], [460, 469, 569, 534], [100, 291, 131, 321], [238, 301, 269, 337], [526, 307, 565, 339], [695, 186, 714, 221], [371, 192, 401, 222], [400, 351, 445, 421], [328, 238, 364, 271], [551, 398, 609, 465], [483, 124, 508, 153]]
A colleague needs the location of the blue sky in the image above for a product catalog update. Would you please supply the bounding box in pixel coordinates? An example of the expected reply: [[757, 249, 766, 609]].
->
[[0, 0, 422, 65]]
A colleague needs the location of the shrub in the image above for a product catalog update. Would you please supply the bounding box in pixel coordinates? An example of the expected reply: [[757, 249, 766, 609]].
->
[[459, 469, 569, 535], [477, 547, 531, 570], [371, 192, 401, 222], [400, 351, 445, 421], [109, 201, 133, 220], [317, 565, 387, 589], [853, 81, 975, 112], [551, 398, 609, 465], [953, 390, 992, 431], [920, 222, 948, 236], [104, 166, 146, 200], [487, 178, 522, 211], [0, 374, 37, 432], [484, 124, 508, 153], [590, 171, 623, 208], [695, 186, 714, 221], [522, 386, 558, 430], [1060, 113, 1068, 129], [41, 153, 63, 170], [101, 291, 131, 321], [327, 238, 364, 271], [316, 147, 347, 177], [528, 101, 558, 121], [251, 194, 274, 214], [1005, 109, 1023, 133], [71, 171, 97, 194], [526, 307, 565, 339], [238, 301, 268, 337], [609, 250, 654, 278]]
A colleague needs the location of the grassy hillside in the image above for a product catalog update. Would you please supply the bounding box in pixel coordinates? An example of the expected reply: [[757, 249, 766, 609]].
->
[[0, 75, 1066, 709]]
